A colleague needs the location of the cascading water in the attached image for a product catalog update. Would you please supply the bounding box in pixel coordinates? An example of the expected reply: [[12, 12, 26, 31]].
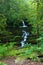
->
[[21, 20, 29, 47], [22, 21, 27, 27]]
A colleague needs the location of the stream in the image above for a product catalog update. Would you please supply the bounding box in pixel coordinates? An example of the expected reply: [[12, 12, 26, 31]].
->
[[21, 20, 29, 47]]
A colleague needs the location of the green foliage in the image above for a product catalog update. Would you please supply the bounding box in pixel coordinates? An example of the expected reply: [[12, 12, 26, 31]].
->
[[15, 44, 43, 62], [0, 41, 43, 61], [0, 0, 43, 62], [0, 0, 43, 42], [0, 62, 6, 65], [0, 42, 16, 59], [0, 14, 7, 32]]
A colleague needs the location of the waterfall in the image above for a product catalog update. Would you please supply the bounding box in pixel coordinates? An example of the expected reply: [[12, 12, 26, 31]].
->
[[22, 21, 27, 27], [21, 20, 29, 47]]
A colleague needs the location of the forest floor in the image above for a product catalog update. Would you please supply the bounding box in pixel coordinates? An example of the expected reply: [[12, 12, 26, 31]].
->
[[0, 56, 43, 65]]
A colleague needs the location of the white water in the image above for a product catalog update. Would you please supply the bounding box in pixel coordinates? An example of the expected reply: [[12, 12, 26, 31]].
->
[[22, 20, 27, 27], [21, 21, 29, 47]]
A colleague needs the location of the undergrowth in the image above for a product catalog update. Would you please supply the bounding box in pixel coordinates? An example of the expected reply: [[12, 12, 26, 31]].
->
[[0, 62, 6, 65], [0, 37, 43, 62]]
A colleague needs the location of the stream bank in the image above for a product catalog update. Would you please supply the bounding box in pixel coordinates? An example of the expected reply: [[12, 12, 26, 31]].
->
[[1, 56, 43, 65]]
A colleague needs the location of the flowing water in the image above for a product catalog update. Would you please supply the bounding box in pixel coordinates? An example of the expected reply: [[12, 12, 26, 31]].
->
[[21, 20, 29, 47], [22, 21, 27, 27]]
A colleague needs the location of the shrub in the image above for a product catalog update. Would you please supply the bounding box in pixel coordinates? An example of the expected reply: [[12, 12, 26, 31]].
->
[[0, 62, 6, 65]]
